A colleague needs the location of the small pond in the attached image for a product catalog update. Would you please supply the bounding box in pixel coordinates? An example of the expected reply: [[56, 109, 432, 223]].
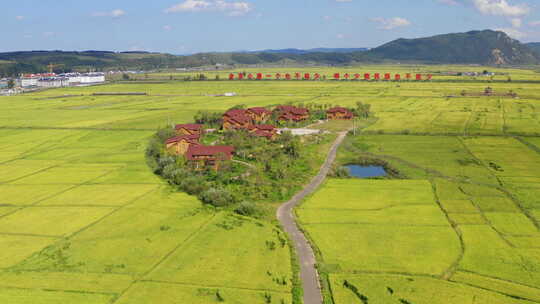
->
[[345, 165, 387, 178]]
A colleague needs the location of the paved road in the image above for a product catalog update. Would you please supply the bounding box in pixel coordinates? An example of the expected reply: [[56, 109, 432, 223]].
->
[[277, 131, 348, 304]]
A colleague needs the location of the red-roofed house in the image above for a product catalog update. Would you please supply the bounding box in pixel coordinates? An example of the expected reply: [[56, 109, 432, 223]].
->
[[223, 109, 252, 130], [186, 145, 235, 171], [246, 107, 272, 123], [327, 107, 354, 120], [275, 105, 310, 122], [175, 124, 204, 136], [248, 124, 278, 140], [165, 134, 200, 155]]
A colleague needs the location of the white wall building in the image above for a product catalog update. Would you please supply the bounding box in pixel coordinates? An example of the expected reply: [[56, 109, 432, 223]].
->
[[21, 77, 39, 87]]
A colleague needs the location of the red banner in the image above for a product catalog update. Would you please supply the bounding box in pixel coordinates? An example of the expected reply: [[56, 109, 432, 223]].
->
[[227, 71, 430, 81]]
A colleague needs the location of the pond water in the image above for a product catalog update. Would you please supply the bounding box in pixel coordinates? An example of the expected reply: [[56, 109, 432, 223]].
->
[[345, 165, 387, 178]]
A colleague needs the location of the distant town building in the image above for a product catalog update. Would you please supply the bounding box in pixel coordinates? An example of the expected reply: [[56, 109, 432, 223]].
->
[[19, 72, 105, 88]]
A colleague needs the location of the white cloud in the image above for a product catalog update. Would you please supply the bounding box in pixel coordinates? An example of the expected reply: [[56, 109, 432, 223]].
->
[[337, 34, 345, 39], [472, 0, 529, 17], [15, 16, 24, 20], [510, 18, 522, 28], [165, 0, 252, 16], [163, 25, 173, 31], [92, 9, 126, 18], [497, 27, 526, 39], [371, 17, 411, 30]]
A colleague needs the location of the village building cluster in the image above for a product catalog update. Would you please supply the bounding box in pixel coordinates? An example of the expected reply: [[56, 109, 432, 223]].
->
[[19, 72, 106, 88], [165, 105, 355, 170]]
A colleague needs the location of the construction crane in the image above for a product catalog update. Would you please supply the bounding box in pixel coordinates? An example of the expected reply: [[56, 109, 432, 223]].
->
[[46, 63, 64, 74]]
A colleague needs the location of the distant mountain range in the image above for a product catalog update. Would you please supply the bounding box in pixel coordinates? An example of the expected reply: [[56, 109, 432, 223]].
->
[[242, 48, 369, 54], [526, 42, 540, 55], [1, 30, 538, 76], [369, 30, 539, 65]]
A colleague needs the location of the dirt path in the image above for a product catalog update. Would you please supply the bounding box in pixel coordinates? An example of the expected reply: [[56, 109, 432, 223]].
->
[[277, 131, 348, 304]]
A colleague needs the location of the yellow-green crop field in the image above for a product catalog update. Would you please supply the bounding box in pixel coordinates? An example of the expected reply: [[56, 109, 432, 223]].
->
[[1, 64, 540, 303], [300, 135, 540, 301]]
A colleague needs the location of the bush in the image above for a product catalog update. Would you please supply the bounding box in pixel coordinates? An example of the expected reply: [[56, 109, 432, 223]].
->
[[328, 165, 351, 178], [234, 201, 262, 217], [199, 187, 236, 207], [180, 176, 209, 195]]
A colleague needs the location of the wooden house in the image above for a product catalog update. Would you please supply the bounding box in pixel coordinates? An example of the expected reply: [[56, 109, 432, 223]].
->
[[175, 124, 204, 136], [246, 107, 272, 122], [327, 107, 354, 120], [248, 124, 278, 140], [165, 134, 200, 155], [222, 109, 252, 130], [275, 105, 310, 122], [186, 145, 235, 171]]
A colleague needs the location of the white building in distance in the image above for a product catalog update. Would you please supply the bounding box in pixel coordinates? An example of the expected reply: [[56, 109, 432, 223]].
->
[[20, 72, 106, 88]]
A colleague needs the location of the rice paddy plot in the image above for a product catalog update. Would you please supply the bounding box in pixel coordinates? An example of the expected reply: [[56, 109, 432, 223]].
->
[[37, 184, 158, 206], [459, 225, 540, 287], [0, 287, 114, 304], [0, 185, 72, 206], [298, 179, 460, 276], [13, 189, 213, 274], [147, 213, 292, 293], [0, 271, 133, 294], [484, 212, 539, 235], [0, 235, 57, 268], [329, 274, 536, 304], [114, 281, 292, 304], [0, 206, 115, 237], [9, 164, 118, 185]]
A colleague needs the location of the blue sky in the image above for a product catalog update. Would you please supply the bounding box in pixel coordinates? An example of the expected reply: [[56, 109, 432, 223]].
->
[[2, 0, 540, 54]]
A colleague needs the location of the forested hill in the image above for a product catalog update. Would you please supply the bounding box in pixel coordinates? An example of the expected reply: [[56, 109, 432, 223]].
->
[[1, 30, 538, 76], [369, 30, 540, 65], [526, 42, 540, 56]]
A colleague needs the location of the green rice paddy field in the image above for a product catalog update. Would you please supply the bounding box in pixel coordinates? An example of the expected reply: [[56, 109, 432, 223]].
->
[[1, 65, 540, 303]]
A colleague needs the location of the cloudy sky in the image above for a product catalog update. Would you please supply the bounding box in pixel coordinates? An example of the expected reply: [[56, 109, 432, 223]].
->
[[2, 0, 540, 54]]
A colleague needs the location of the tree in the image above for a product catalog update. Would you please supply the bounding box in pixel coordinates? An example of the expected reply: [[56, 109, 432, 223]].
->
[[122, 73, 130, 81], [7, 79, 15, 89], [354, 101, 371, 119]]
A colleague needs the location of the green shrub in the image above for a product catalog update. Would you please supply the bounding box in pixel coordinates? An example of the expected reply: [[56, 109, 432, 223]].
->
[[234, 201, 263, 217], [198, 187, 236, 207]]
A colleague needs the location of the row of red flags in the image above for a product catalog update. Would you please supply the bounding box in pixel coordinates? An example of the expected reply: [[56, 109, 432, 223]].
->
[[228, 73, 433, 81]]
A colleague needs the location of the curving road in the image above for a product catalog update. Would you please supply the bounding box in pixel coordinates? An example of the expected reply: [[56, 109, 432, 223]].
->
[[277, 131, 348, 304]]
